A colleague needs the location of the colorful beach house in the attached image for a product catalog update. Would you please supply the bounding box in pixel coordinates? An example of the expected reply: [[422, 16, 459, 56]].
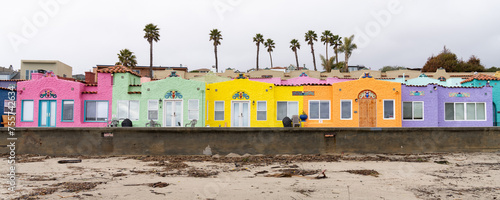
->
[[331, 73, 402, 127], [16, 72, 113, 127], [205, 74, 276, 127], [104, 67, 206, 127], [402, 84, 493, 127], [460, 73, 500, 126]]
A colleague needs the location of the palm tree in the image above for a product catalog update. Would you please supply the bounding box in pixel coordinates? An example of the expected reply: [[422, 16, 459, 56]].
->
[[319, 54, 335, 72], [304, 30, 318, 71], [143, 23, 160, 78], [116, 49, 137, 68], [289, 39, 300, 69], [320, 30, 333, 59], [209, 29, 222, 73], [331, 35, 342, 65], [253, 33, 264, 71], [338, 35, 357, 72], [264, 38, 275, 68]]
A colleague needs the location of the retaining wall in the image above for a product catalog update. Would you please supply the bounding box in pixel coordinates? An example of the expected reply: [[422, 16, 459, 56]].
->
[[1, 127, 499, 156]]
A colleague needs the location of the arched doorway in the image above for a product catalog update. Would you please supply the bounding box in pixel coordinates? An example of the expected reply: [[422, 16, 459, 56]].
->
[[358, 90, 377, 127]]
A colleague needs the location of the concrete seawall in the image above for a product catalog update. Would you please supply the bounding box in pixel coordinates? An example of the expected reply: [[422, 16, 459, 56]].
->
[[1, 127, 499, 156]]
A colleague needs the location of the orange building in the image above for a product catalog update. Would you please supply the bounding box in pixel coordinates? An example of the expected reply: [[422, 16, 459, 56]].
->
[[331, 73, 402, 127], [302, 85, 334, 127]]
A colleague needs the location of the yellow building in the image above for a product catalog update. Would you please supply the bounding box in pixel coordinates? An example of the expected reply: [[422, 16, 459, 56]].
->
[[205, 76, 275, 127], [331, 73, 402, 127], [21, 60, 72, 80]]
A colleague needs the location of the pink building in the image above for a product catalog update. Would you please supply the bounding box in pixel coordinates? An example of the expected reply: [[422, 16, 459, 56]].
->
[[16, 72, 112, 127]]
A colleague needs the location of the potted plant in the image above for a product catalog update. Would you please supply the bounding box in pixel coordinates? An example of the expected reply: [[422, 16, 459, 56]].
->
[[299, 111, 308, 122]]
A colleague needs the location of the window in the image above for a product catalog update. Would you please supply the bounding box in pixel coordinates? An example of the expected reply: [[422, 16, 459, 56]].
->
[[445, 102, 486, 121], [188, 99, 199, 120], [21, 100, 34, 121], [214, 101, 224, 121], [402, 101, 423, 120], [118, 100, 140, 120], [277, 101, 298, 120], [257, 101, 267, 121], [62, 100, 74, 121], [309, 100, 330, 120], [341, 100, 352, 120], [383, 100, 395, 119], [148, 100, 158, 120], [25, 70, 37, 79], [85, 101, 108, 122], [4, 100, 16, 114]]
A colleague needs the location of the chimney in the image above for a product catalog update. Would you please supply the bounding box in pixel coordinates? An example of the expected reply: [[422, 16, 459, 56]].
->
[[85, 72, 96, 84]]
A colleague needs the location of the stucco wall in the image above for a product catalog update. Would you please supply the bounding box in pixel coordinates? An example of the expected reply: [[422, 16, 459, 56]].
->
[[4, 127, 499, 156], [331, 76, 402, 127], [303, 85, 334, 127], [462, 80, 500, 126]]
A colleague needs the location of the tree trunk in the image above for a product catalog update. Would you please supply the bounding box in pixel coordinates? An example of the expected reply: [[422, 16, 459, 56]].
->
[[256, 44, 260, 71], [325, 44, 328, 60], [311, 44, 317, 71], [294, 50, 299, 69], [214, 45, 218, 73], [344, 53, 349, 73], [334, 46, 339, 65], [269, 52, 273, 68], [149, 42, 153, 78]]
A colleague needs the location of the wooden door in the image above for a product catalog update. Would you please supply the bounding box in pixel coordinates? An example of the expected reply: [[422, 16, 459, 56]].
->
[[358, 90, 377, 127]]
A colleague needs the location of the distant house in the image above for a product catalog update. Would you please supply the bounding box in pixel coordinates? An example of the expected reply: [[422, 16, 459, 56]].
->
[[21, 60, 72, 80], [94, 64, 188, 79], [347, 65, 368, 72], [0, 65, 20, 80]]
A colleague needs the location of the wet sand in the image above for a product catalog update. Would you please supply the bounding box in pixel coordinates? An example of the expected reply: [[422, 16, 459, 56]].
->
[[1, 153, 499, 200]]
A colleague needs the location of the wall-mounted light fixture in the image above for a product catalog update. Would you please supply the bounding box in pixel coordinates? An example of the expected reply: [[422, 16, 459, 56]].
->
[[355, 98, 358, 102], [434, 86, 437, 91], [252, 100, 255, 105]]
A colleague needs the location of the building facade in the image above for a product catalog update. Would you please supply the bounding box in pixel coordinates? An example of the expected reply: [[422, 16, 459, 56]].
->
[[21, 60, 72, 80]]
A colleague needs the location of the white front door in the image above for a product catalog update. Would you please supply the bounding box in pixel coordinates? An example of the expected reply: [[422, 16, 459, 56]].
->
[[231, 101, 250, 127], [39, 100, 56, 127], [164, 100, 183, 127]]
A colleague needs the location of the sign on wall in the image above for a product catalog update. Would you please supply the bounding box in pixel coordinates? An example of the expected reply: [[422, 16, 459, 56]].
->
[[292, 91, 315, 96], [449, 92, 470, 98]]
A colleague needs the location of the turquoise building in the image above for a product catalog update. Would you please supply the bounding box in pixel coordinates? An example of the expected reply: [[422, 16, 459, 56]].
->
[[461, 74, 500, 126]]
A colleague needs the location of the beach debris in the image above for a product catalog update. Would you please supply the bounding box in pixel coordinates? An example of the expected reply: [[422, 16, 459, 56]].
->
[[295, 189, 315, 197], [254, 170, 269, 175], [58, 159, 82, 164], [148, 182, 170, 188], [27, 175, 57, 181], [203, 145, 212, 156], [148, 161, 189, 169], [14, 188, 58, 199], [265, 168, 320, 178], [434, 160, 450, 165], [187, 168, 219, 177], [52, 182, 104, 192], [112, 173, 127, 177], [226, 153, 242, 158], [315, 169, 327, 179], [150, 190, 166, 195], [344, 170, 380, 177]]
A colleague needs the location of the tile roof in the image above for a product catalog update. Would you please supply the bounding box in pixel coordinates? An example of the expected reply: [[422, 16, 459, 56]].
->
[[82, 91, 97, 94], [460, 73, 500, 84], [97, 65, 141, 77], [128, 91, 142, 94], [85, 84, 98, 86], [0, 87, 16, 91]]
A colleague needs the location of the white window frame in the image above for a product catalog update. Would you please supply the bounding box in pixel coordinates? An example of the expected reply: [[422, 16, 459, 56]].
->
[[383, 99, 396, 120], [340, 100, 352, 120], [84, 100, 109, 122], [21, 100, 34, 122], [117, 100, 140, 121], [188, 99, 199, 120], [147, 100, 159, 120], [214, 101, 224, 121], [61, 100, 74, 122], [444, 102, 487, 121], [276, 101, 299, 121], [402, 101, 424, 121], [256, 101, 267, 121], [308, 100, 330, 120]]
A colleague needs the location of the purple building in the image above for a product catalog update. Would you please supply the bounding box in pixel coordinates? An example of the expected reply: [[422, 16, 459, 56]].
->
[[402, 84, 493, 127]]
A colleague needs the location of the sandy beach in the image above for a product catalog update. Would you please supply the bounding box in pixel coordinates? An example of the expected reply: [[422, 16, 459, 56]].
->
[[1, 153, 499, 200]]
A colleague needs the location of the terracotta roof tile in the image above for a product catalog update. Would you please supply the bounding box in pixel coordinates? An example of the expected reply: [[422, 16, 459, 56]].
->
[[0, 87, 16, 91], [97, 65, 141, 77], [85, 84, 98, 86], [129, 84, 142, 87], [82, 91, 97, 94], [128, 91, 142, 94], [460, 73, 500, 84]]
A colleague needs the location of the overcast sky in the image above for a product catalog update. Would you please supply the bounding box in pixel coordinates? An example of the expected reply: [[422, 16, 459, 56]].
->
[[1, 0, 500, 74]]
